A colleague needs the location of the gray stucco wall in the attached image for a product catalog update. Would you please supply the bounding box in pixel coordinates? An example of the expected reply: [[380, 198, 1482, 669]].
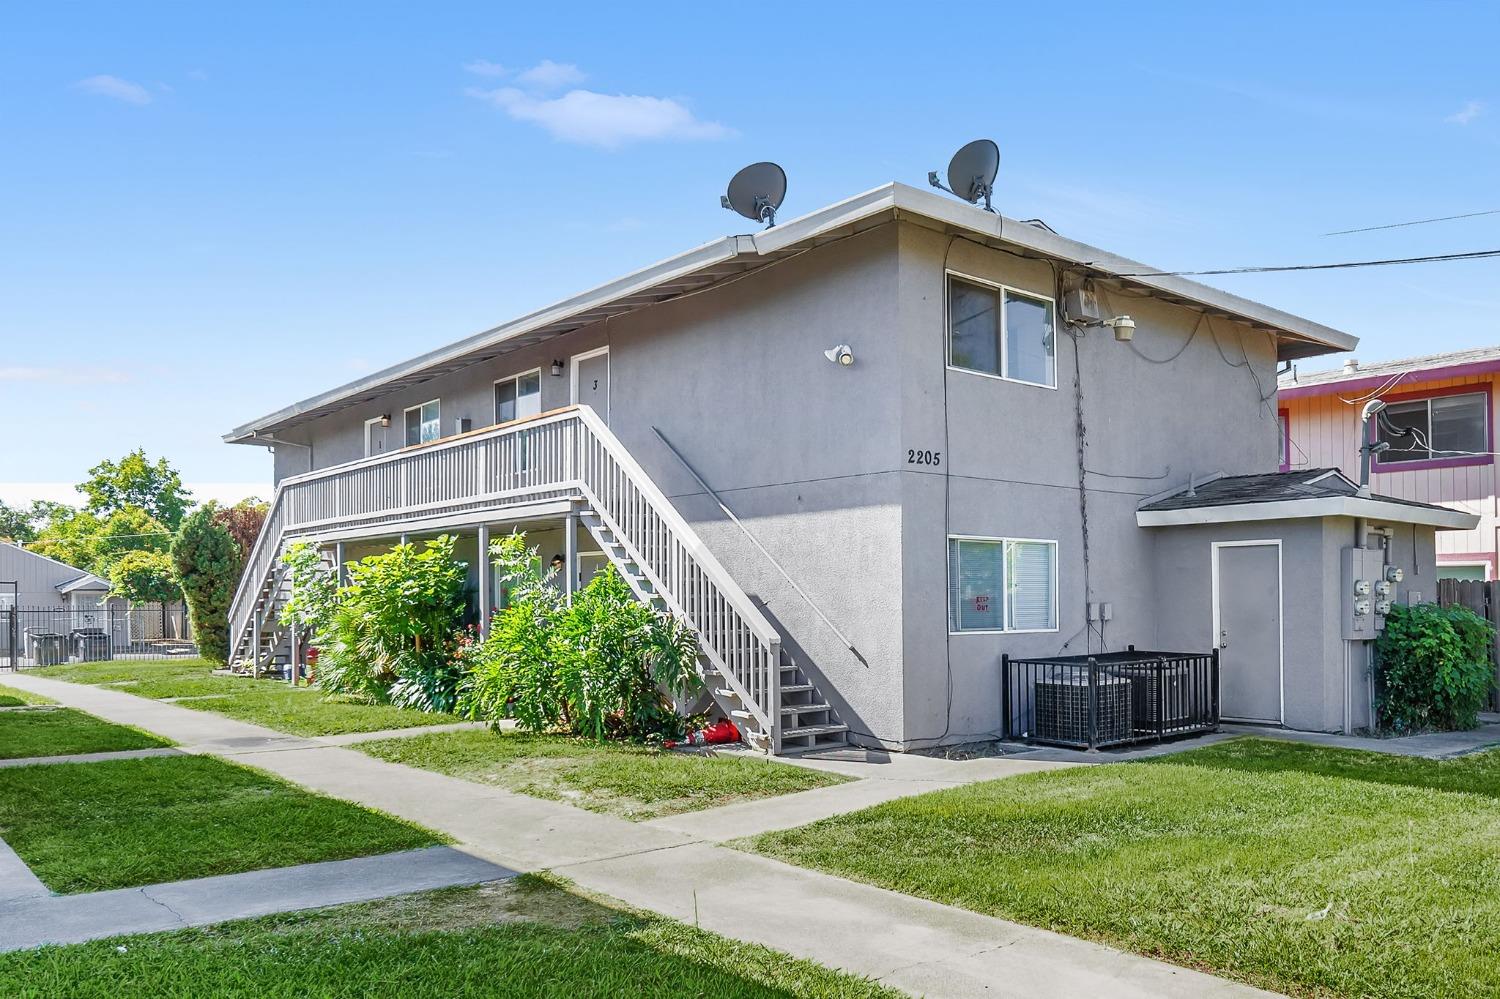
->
[[894, 226, 1282, 745], [261, 220, 1324, 747], [1150, 515, 1437, 733]]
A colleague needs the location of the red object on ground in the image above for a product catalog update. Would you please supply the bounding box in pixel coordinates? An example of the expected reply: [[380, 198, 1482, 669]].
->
[[701, 719, 740, 744]]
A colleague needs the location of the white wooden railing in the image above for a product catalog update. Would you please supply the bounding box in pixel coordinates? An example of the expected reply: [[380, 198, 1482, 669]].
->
[[227, 406, 782, 746]]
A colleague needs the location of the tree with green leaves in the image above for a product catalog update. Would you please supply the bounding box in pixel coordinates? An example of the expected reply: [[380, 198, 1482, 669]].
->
[[0, 501, 39, 543], [171, 505, 243, 666], [79, 449, 193, 530], [31, 505, 171, 576], [109, 549, 182, 605]]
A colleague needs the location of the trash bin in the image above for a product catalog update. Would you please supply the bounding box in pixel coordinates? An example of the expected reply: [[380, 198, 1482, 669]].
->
[[70, 628, 112, 662], [26, 632, 66, 666]]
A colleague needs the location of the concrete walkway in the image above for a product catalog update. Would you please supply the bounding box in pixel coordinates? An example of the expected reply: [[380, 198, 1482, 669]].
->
[[0, 747, 183, 769], [1, 672, 1280, 999], [0, 846, 513, 952]]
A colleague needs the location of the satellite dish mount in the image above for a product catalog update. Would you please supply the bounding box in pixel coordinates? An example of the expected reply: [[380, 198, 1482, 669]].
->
[[928, 139, 1000, 213], [721, 162, 788, 229]]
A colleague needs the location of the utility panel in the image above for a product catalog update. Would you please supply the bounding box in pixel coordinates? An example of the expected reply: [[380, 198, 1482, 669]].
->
[[1341, 547, 1397, 641]]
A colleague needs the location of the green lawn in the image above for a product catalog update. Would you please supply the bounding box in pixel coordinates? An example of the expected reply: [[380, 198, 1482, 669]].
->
[[33, 658, 457, 737], [0, 754, 440, 893], [358, 729, 849, 821], [0, 875, 898, 998], [0, 707, 171, 760], [0, 683, 55, 707], [750, 737, 1500, 999]]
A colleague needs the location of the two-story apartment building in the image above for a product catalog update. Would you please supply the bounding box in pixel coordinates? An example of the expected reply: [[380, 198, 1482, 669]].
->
[[1280, 347, 1500, 580], [225, 182, 1474, 749]]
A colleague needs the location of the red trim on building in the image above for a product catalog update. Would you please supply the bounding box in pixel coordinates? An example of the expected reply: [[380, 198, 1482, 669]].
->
[[1280, 356, 1500, 400]]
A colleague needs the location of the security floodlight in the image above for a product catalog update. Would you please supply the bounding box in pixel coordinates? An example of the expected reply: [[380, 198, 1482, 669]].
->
[[824, 345, 854, 366]]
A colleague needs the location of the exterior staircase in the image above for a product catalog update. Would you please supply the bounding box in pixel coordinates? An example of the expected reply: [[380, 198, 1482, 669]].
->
[[226, 405, 849, 755], [579, 505, 848, 754]]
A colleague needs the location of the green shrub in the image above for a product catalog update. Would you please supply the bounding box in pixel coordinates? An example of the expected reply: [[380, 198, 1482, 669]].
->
[[1376, 602, 1494, 733], [459, 533, 702, 741], [170, 505, 243, 665], [316, 536, 468, 712], [278, 542, 339, 640]]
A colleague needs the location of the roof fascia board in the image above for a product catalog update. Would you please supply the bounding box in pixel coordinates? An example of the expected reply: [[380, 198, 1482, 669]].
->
[[1136, 496, 1478, 530], [1279, 357, 1500, 400]]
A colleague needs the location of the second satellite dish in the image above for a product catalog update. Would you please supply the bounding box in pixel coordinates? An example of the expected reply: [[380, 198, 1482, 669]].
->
[[721, 162, 787, 228], [928, 139, 999, 212]]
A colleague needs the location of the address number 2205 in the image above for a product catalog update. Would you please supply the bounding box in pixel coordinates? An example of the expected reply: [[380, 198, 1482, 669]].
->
[[907, 449, 942, 467]]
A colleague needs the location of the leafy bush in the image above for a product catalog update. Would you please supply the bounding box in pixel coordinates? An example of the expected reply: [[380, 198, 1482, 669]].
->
[[170, 506, 243, 665], [109, 549, 181, 605], [459, 533, 702, 741], [316, 536, 468, 712], [1376, 602, 1495, 733], [278, 542, 339, 640]]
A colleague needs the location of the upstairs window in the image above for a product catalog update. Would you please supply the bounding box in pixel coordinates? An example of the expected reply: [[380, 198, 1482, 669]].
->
[[404, 399, 441, 447], [1376, 391, 1487, 465], [495, 370, 542, 425], [948, 276, 1056, 388], [947, 537, 1058, 633]]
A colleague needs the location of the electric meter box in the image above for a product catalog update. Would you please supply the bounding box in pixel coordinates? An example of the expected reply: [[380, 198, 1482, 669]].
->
[[1341, 547, 1387, 640]]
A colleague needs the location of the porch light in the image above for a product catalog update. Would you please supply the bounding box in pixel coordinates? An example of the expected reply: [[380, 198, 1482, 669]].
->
[[379, 414, 390, 428], [550, 360, 564, 376]]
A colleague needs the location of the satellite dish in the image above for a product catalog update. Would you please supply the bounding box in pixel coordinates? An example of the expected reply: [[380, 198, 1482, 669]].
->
[[927, 139, 999, 212], [720, 162, 787, 228]]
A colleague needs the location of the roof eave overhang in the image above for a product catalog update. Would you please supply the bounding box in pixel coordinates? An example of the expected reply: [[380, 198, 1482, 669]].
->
[[1136, 496, 1478, 530], [1279, 356, 1500, 400], [226, 182, 1358, 441]]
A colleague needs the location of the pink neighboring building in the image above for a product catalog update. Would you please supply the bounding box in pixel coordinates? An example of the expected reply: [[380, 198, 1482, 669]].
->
[[1279, 346, 1500, 580]]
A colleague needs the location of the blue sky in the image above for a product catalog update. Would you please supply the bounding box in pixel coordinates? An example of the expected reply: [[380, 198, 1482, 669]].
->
[[3, 2, 1498, 504]]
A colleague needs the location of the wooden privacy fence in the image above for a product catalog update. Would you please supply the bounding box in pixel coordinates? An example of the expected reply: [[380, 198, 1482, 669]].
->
[[1436, 578, 1500, 709]]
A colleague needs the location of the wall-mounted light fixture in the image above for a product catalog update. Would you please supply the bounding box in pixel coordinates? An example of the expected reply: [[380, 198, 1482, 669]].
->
[[550, 360, 565, 377], [379, 414, 391, 428], [823, 344, 854, 367]]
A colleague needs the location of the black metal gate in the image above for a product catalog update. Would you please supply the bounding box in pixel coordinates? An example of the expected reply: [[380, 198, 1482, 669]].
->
[[1, 605, 196, 670]]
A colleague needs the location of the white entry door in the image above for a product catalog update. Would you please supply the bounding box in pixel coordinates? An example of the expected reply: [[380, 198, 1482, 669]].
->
[[365, 417, 389, 456], [572, 347, 610, 424], [1212, 541, 1284, 724]]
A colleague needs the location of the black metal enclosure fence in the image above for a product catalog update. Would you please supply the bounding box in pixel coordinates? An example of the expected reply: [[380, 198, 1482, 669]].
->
[[1, 605, 196, 669], [1001, 647, 1219, 749]]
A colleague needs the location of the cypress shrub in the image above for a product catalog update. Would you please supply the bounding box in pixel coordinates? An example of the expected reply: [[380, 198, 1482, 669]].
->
[[171, 505, 244, 665]]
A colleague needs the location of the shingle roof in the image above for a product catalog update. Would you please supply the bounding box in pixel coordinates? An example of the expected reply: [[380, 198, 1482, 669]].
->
[[1280, 344, 1500, 390], [1140, 467, 1452, 514]]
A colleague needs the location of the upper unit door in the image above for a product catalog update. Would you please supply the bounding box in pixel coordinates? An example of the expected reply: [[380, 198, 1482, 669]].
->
[[572, 348, 610, 424], [1213, 541, 1283, 724], [365, 418, 388, 456]]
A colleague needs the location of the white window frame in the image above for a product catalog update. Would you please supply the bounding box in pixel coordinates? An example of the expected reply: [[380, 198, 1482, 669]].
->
[[946, 534, 1060, 635], [1437, 560, 1491, 581], [403, 399, 441, 447], [944, 271, 1058, 391], [494, 367, 543, 426]]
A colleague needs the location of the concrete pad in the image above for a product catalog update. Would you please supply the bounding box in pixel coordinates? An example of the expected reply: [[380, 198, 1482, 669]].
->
[[0, 747, 183, 769], [0, 838, 48, 902], [0, 846, 513, 952], [558, 843, 1281, 999]]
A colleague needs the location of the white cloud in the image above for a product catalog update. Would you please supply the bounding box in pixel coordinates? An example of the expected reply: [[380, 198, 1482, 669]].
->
[[467, 86, 732, 148], [463, 59, 509, 77], [74, 74, 152, 105], [1447, 100, 1485, 125], [515, 59, 585, 90], [0, 366, 130, 385]]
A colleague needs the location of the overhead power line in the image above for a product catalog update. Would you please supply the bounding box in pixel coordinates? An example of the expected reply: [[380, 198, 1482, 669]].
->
[[1115, 248, 1500, 278], [1323, 208, 1500, 237]]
